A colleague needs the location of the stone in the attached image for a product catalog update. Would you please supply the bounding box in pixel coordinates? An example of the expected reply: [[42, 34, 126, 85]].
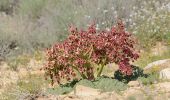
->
[[76, 91, 122, 100], [75, 85, 101, 96], [70, 85, 123, 100], [98, 92, 123, 100], [154, 82, 170, 93], [160, 68, 170, 80], [128, 81, 140, 87], [144, 59, 170, 73], [123, 88, 144, 100]]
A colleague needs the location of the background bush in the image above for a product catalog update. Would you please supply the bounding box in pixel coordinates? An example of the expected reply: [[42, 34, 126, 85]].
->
[[0, 0, 169, 61]]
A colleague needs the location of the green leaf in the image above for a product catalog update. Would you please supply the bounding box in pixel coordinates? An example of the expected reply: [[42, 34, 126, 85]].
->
[[94, 77, 127, 92], [76, 79, 96, 88]]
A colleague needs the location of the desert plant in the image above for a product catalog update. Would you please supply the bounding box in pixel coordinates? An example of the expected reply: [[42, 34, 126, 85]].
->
[[17, 0, 47, 19], [43, 20, 139, 85], [93, 76, 127, 92], [114, 65, 147, 83]]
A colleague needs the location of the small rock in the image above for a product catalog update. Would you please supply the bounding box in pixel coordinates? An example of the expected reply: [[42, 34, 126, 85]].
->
[[69, 91, 122, 100], [98, 92, 123, 100], [160, 68, 170, 79], [123, 88, 144, 100], [128, 81, 140, 87], [63, 96, 80, 100], [75, 85, 101, 96]]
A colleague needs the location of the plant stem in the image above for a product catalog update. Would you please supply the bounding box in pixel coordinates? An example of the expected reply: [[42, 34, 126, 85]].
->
[[72, 66, 87, 79], [97, 58, 106, 77], [97, 64, 104, 77]]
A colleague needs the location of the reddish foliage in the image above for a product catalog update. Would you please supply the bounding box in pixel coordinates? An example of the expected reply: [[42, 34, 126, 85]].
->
[[43, 21, 139, 85]]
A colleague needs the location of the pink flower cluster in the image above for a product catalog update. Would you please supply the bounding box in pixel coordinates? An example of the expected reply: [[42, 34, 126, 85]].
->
[[44, 21, 139, 84]]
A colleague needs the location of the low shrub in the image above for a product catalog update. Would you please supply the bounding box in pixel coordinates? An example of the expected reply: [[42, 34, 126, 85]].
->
[[93, 76, 127, 92], [7, 54, 31, 71], [47, 76, 127, 95], [138, 72, 159, 85]]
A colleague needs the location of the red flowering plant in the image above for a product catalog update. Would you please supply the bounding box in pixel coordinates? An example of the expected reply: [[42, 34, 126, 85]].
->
[[43, 20, 139, 85]]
